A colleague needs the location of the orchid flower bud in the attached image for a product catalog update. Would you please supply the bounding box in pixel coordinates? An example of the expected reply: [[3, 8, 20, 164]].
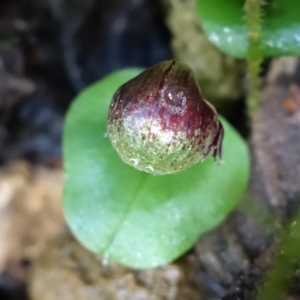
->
[[107, 59, 223, 175]]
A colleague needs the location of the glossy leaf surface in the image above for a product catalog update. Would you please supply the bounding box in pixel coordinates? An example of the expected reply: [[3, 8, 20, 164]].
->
[[63, 69, 249, 268], [197, 0, 300, 57]]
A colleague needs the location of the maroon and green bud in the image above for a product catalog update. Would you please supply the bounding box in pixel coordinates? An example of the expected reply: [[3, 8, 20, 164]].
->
[[107, 59, 223, 175]]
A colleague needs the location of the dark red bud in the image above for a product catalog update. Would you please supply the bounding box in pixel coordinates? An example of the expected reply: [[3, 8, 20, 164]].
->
[[107, 59, 223, 175]]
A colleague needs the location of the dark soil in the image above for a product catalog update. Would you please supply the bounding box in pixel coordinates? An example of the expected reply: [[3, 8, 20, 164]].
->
[[0, 0, 172, 165]]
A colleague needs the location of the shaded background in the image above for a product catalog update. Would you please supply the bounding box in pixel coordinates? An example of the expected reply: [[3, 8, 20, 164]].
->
[[0, 0, 172, 165]]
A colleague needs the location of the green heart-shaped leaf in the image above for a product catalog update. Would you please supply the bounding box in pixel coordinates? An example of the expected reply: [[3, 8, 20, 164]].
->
[[63, 69, 249, 268], [197, 0, 300, 58]]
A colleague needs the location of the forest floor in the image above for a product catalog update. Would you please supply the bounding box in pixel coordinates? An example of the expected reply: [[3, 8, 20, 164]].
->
[[1, 1, 300, 300]]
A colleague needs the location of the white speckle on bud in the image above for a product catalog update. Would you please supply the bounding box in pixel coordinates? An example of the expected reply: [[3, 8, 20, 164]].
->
[[129, 158, 139, 166]]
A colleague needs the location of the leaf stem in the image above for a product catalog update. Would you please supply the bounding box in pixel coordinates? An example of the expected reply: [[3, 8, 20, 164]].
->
[[244, 0, 265, 117], [256, 210, 300, 300]]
